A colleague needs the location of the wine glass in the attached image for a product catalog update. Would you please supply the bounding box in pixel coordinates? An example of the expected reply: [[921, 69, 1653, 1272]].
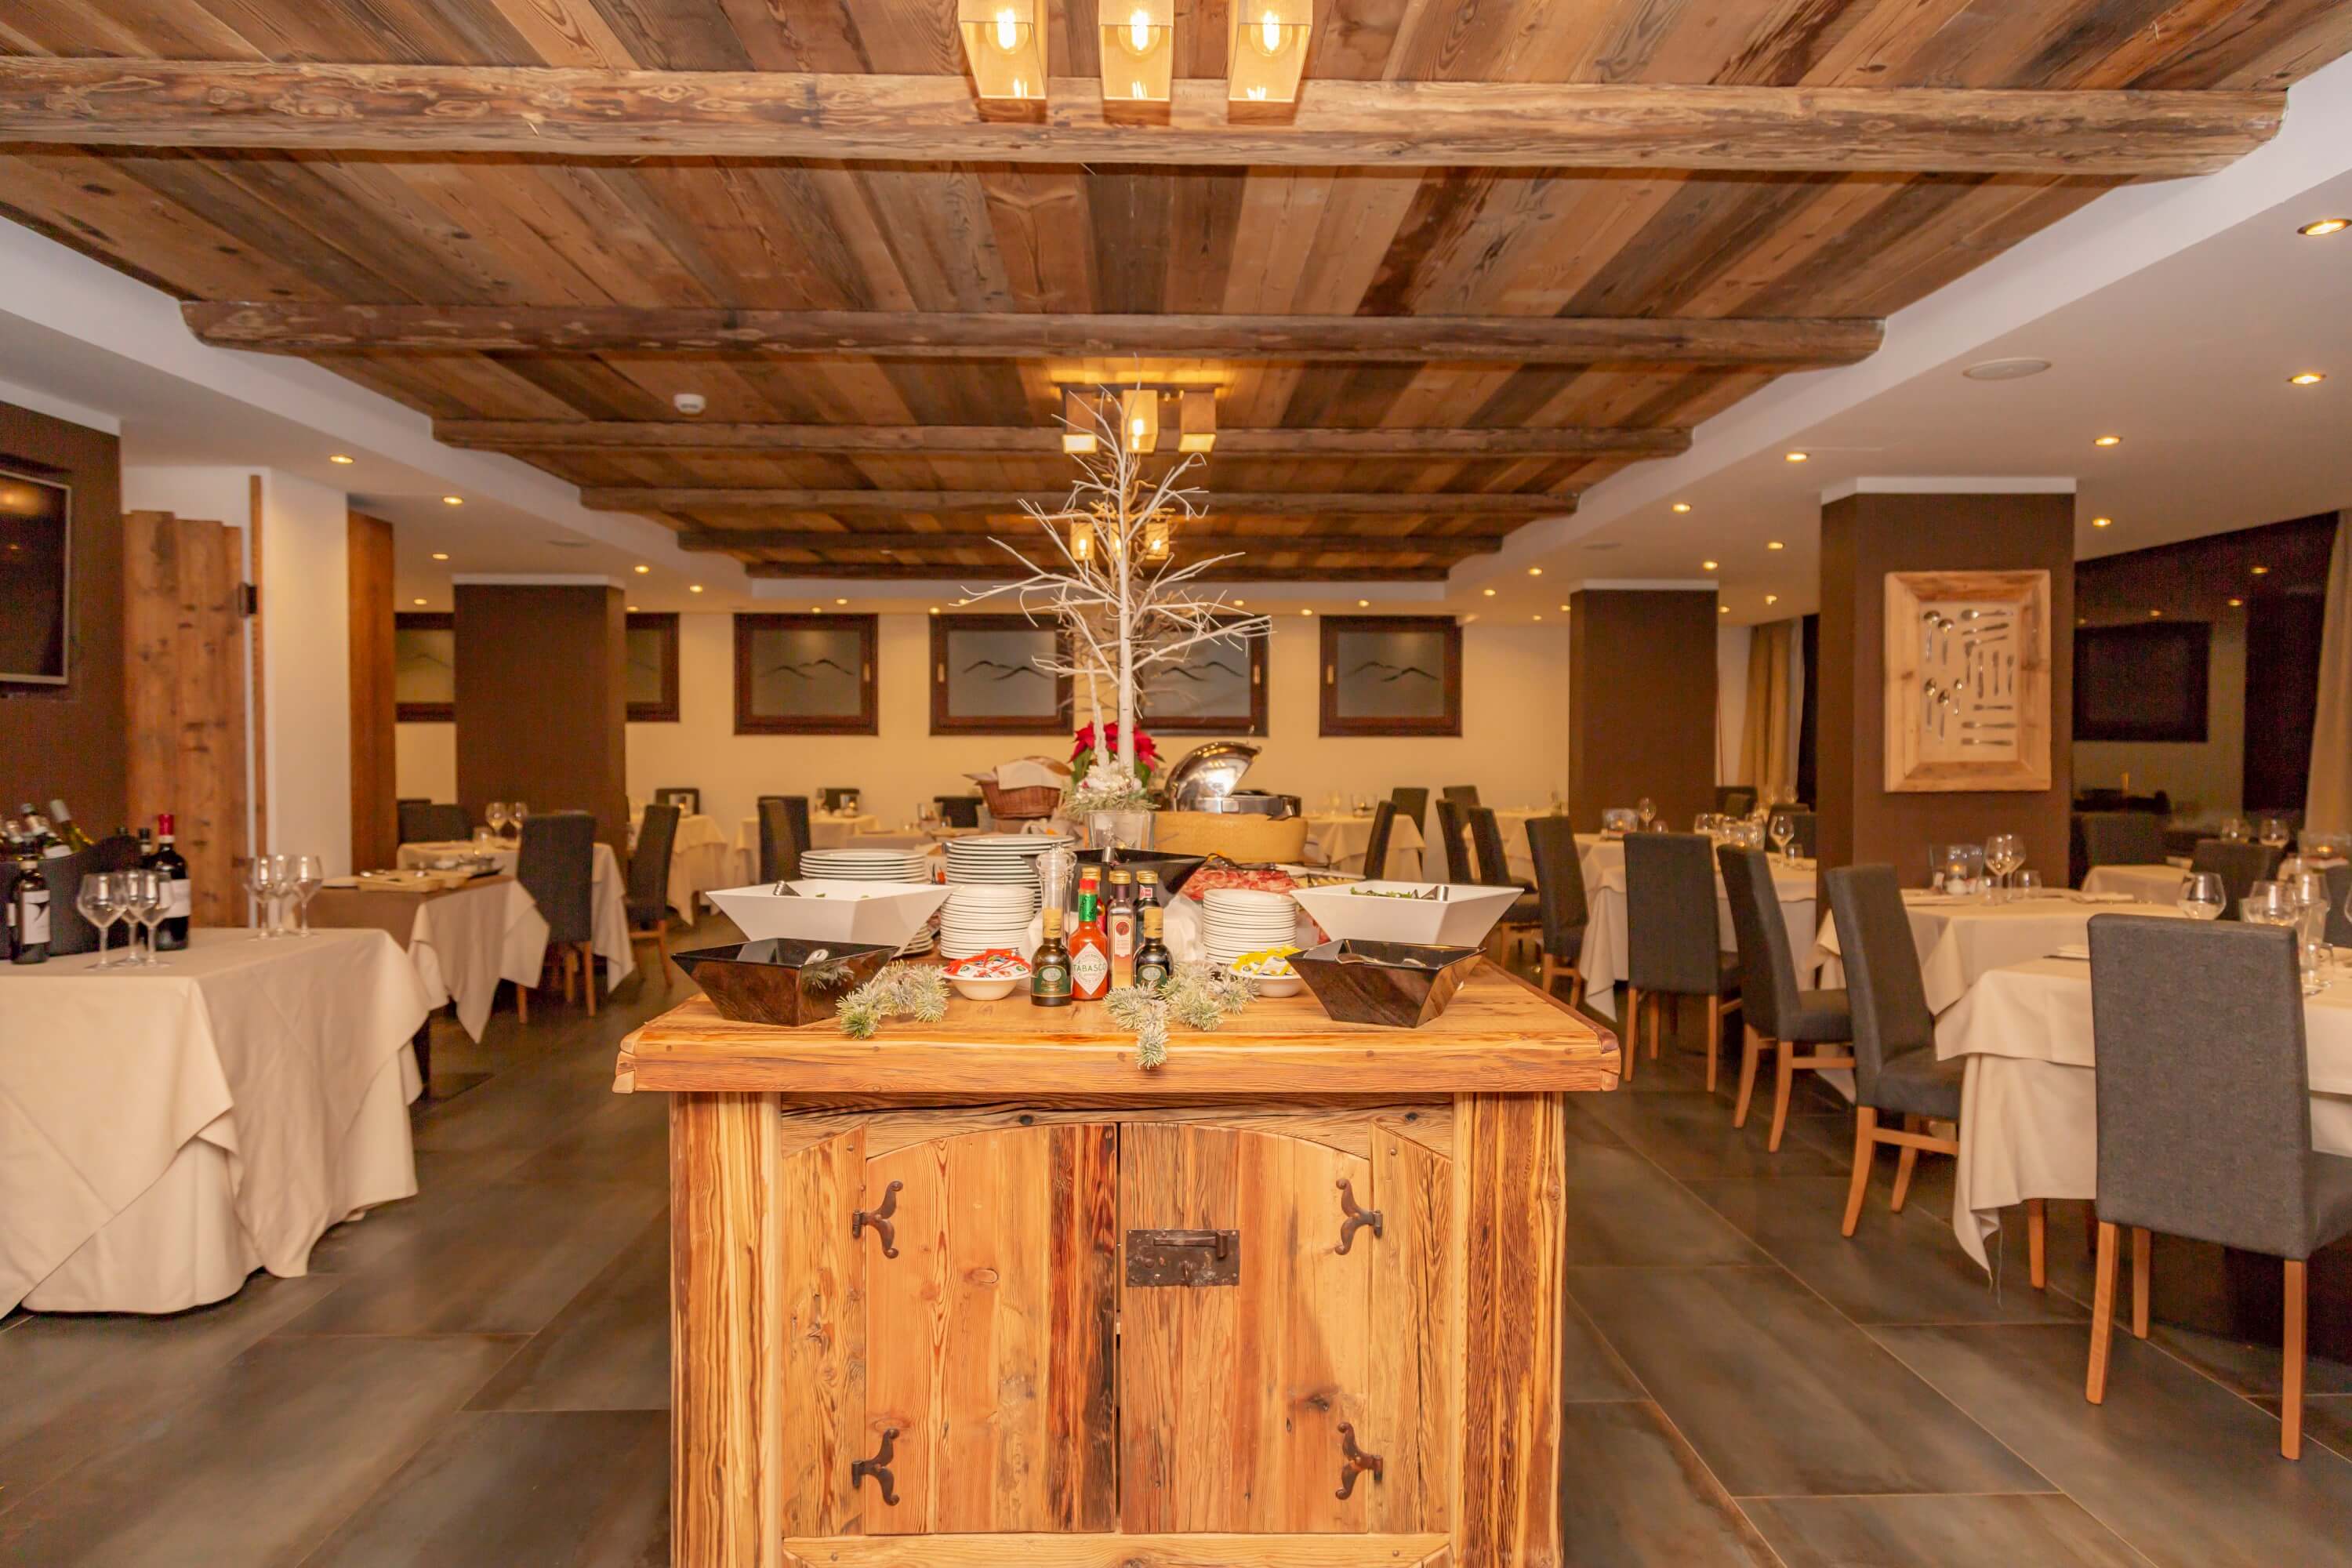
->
[[291, 855, 325, 935], [2260, 817, 2292, 851], [1984, 833, 2024, 902], [244, 856, 278, 938], [120, 869, 164, 965], [2016, 870, 2043, 898], [1637, 797, 1657, 830], [2242, 880, 2294, 929], [485, 801, 511, 841], [76, 873, 122, 967], [1768, 813, 1795, 861], [2176, 871, 2226, 920], [2222, 816, 2252, 843]]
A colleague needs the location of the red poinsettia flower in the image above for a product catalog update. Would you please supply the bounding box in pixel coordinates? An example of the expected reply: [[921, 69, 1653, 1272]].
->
[[1072, 721, 1160, 770]]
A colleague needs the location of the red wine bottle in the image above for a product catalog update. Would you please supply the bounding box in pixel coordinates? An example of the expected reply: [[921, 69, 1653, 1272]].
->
[[147, 813, 192, 950]]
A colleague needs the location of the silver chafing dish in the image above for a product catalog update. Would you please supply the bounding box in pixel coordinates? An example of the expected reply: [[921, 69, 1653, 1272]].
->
[[1163, 741, 1294, 818]]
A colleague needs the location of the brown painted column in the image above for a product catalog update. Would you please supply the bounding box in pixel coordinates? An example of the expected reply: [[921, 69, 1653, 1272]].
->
[[1817, 480, 2076, 881], [1568, 586, 1719, 832], [346, 512, 397, 872], [453, 578, 628, 853]]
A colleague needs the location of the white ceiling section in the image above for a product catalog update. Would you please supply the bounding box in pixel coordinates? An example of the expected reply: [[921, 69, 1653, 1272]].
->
[[2, 45, 2348, 624]]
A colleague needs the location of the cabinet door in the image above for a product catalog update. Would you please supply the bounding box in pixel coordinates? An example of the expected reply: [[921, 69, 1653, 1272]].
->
[[859, 1123, 1118, 1535], [1119, 1123, 1372, 1534]]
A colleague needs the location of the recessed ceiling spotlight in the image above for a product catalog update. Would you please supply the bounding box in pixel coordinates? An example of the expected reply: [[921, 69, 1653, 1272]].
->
[[430, 551, 449, 561], [1766, 540, 1785, 550], [1784, 451, 1809, 463], [929, 606, 939, 615], [1765, 593, 1779, 606], [2149, 608, 2163, 618], [2252, 564, 2270, 575], [1719, 604, 1729, 615], [1558, 604, 1569, 612], [689, 584, 705, 593], [412, 597, 427, 606], [955, 597, 970, 605], [673, 391, 707, 416], [328, 453, 355, 465], [812, 605, 823, 612], [1357, 598, 1369, 607], [1299, 608, 1312, 616], [1532, 614, 1543, 622], [1962, 356, 2053, 382], [2092, 517, 2113, 528], [441, 495, 463, 506], [1701, 559, 1719, 572], [629, 604, 639, 612], [2299, 218, 2349, 238], [2228, 597, 2245, 608], [2092, 434, 2122, 447], [633, 564, 651, 573], [2290, 372, 2327, 386], [1483, 587, 1497, 597], [1527, 566, 1543, 576], [1671, 502, 1692, 514], [1232, 598, 1245, 607], [834, 597, 848, 605]]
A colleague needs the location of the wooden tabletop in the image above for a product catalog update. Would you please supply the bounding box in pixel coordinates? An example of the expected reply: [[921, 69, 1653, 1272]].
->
[[616, 963, 1618, 1100]]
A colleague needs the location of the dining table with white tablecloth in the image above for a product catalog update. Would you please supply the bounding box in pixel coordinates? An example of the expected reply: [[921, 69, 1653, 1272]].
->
[[1577, 851, 1817, 1019], [308, 874, 549, 1040], [0, 927, 430, 1315], [1301, 811, 1425, 880], [2078, 862, 2190, 906], [396, 839, 634, 989], [666, 812, 735, 915], [1936, 955, 2352, 1270], [1808, 890, 2165, 1015]]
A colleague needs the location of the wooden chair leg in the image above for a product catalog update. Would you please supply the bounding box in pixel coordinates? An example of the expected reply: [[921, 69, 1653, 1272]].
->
[[2285, 1258, 2308, 1461], [1648, 993, 1662, 1060], [1768, 1043, 1797, 1153], [1889, 1115, 1922, 1213], [1732, 1026, 1762, 1128], [2027, 1198, 2048, 1290], [514, 978, 529, 1025], [2087, 1221, 2121, 1404], [1569, 969, 1585, 1010], [1841, 1108, 1877, 1237], [658, 921, 671, 985], [1619, 988, 1639, 1085], [1704, 995, 1721, 1094], [583, 943, 598, 1017], [2130, 1227, 2152, 1339]]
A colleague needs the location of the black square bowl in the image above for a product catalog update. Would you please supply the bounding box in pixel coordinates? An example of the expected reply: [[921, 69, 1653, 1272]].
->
[[1289, 938, 1486, 1029], [671, 937, 897, 1028]]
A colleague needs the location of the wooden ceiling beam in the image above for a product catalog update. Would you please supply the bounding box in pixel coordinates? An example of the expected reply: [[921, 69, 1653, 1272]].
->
[[433, 419, 1692, 459], [188, 305, 1879, 367], [672, 529, 1506, 554], [586, 488, 1572, 517], [743, 562, 1452, 583], [0, 60, 2281, 176]]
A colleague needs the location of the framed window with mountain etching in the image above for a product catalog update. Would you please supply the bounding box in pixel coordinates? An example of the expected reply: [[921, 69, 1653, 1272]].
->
[[625, 612, 679, 724], [734, 612, 878, 735], [1140, 619, 1267, 734], [929, 613, 1073, 735], [394, 612, 455, 722], [1319, 615, 1463, 738]]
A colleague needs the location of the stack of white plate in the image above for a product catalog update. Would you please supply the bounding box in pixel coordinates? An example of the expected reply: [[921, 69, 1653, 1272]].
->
[[943, 832, 1072, 888], [1200, 887, 1300, 968], [938, 883, 1040, 960], [789, 848, 937, 953]]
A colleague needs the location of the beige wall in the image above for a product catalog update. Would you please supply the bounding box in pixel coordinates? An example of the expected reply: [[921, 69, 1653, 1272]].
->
[[2074, 612, 2247, 816]]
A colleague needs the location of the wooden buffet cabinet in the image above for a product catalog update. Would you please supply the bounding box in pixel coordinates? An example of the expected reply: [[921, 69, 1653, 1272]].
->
[[616, 966, 1618, 1568]]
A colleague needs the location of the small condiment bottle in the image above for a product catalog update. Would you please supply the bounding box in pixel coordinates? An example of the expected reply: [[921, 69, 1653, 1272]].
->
[[1105, 868, 1138, 986], [1031, 906, 1072, 1007], [1069, 878, 1112, 1002], [1133, 902, 1173, 992]]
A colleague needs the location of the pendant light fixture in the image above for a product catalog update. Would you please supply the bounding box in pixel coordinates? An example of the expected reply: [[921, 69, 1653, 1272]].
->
[[1178, 388, 1217, 452], [1229, 0, 1310, 104], [1102, 0, 1174, 103], [1062, 389, 1099, 454], [1121, 387, 1160, 453], [959, 0, 1045, 102]]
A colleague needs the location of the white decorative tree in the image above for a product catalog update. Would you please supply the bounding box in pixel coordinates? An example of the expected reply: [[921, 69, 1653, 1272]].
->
[[963, 387, 1272, 807]]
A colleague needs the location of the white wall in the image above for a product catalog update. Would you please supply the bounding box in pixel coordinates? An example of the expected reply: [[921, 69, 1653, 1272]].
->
[[2074, 614, 2247, 816], [396, 722, 456, 803], [590, 612, 1570, 846]]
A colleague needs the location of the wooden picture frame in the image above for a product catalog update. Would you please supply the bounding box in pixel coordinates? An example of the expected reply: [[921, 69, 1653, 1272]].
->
[[1140, 620, 1269, 735], [1884, 569, 2052, 792], [1319, 615, 1464, 738], [393, 611, 454, 722], [734, 612, 878, 735], [626, 612, 681, 724], [929, 613, 1072, 735]]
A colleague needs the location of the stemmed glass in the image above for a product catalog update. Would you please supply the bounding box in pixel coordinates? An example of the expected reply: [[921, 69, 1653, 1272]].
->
[[485, 802, 511, 841], [290, 855, 325, 935], [1769, 813, 1795, 862], [76, 873, 123, 967], [510, 803, 530, 841], [2260, 818, 2292, 852], [1984, 833, 2024, 902], [122, 869, 169, 965], [2242, 880, 2295, 930], [245, 856, 279, 938], [2176, 871, 2226, 920], [1637, 797, 1657, 831]]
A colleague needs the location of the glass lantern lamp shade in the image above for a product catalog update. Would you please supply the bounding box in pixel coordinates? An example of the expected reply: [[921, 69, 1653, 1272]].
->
[[1178, 387, 1217, 452], [1069, 517, 1097, 564], [1101, 0, 1174, 103], [1062, 388, 1099, 454], [1229, 0, 1310, 103], [959, 0, 1047, 102], [1143, 514, 1173, 562], [1121, 387, 1160, 453]]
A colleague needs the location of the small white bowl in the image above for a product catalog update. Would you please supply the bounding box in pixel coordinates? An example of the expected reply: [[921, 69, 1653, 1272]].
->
[[949, 975, 1023, 1001], [1248, 974, 1304, 998]]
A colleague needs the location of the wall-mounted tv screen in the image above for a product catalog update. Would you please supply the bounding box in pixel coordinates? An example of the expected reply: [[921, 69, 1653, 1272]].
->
[[2074, 620, 2209, 743], [0, 468, 70, 686]]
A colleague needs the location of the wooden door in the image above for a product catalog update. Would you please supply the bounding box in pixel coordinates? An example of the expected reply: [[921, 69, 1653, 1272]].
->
[[1119, 1123, 1373, 1534], [859, 1124, 1118, 1535]]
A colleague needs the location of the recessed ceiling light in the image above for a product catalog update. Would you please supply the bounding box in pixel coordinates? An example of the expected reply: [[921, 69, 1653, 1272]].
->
[[1527, 566, 1543, 576], [956, 597, 970, 606], [1784, 451, 1809, 463], [2228, 597, 2245, 608], [2149, 608, 2162, 618], [929, 606, 939, 615], [2290, 372, 2327, 386], [412, 597, 426, 606], [834, 597, 848, 605], [1766, 540, 1785, 551], [1766, 593, 1779, 606], [1719, 604, 1729, 615], [441, 494, 464, 506], [812, 605, 822, 612], [2252, 564, 2270, 575], [328, 453, 354, 465], [1532, 614, 1543, 622], [633, 564, 650, 574], [1482, 587, 1497, 597], [1232, 598, 1245, 607], [1559, 604, 1569, 612], [1357, 598, 1369, 607], [430, 551, 449, 561], [1701, 559, 1719, 572], [2299, 217, 2350, 238], [689, 584, 704, 593], [2092, 434, 2122, 447], [2091, 517, 2113, 528], [1299, 608, 1312, 616], [1671, 502, 1692, 514], [628, 604, 638, 612], [1962, 357, 2053, 382]]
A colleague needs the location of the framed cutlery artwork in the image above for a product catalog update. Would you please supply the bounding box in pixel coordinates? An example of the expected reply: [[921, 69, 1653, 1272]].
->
[[1883, 568, 2053, 792]]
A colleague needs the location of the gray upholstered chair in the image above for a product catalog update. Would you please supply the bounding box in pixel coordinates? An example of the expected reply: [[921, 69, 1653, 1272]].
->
[[2078, 811, 2167, 871], [1824, 864, 1966, 1236], [1388, 787, 1430, 837], [757, 796, 804, 884], [399, 801, 470, 844], [1720, 846, 1853, 1150], [2327, 863, 2351, 947], [1468, 805, 1541, 960], [1431, 797, 1474, 884], [517, 809, 598, 1018], [2084, 915, 2352, 1460], [1526, 817, 1589, 1007], [395, 798, 431, 841], [627, 802, 681, 984], [1623, 832, 1741, 1090], [1441, 784, 1482, 812], [2190, 838, 2278, 919], [1714, 786, 1757, 818], [1358, 799, 1397, 880]]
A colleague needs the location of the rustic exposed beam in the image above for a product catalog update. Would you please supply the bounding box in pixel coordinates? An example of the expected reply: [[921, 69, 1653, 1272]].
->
[[190, 305, 1879, 367], [673, 529, 1506, 554], [744, 562, 1451, 583], [0, 60, 2282, 176], [587, 488, 1571, 517], [434, 419, 1693, 459]]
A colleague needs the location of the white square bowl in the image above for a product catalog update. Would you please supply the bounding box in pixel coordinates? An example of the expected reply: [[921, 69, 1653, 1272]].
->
[[707, 880, 950, 949], [1290, 880, 1523, 949]]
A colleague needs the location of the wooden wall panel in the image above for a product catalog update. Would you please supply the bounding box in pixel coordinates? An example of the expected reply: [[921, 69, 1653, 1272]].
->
[[345, 510, 396, 871], [122, 509, 248, 926], [1567, 588, 1719, 832], [0, 401, 126, 831], [452, 581, 629, 854]]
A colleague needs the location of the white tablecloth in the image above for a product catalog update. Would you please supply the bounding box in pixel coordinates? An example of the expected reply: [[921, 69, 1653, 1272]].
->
[[314, 877, 550, 1042], [1809, 891, 2167, 1014], [1489, 808, 1556, 884], [667, 813, 733, 916], [1301, 812, 1425, 880], [398, 840, 634, 989], [0, 928, 430, 1314], [1579, 855, 1817, 1020], [2080, 863, 2188, 906], [1936, 957, 2352, 1269]]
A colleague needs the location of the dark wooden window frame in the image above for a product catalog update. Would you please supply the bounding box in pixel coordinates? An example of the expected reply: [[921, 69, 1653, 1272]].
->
[[626, 611, 681, 724], [394, 610, 454, 722], [733, 612, 880, 735], [1141, 619, 1269, 735], [1319, 615, 1465, 739], [929, 612, 1073, 736]]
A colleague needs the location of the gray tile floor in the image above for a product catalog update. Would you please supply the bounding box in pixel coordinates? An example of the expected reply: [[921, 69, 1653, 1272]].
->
[[6, 923, 2352, 1566]]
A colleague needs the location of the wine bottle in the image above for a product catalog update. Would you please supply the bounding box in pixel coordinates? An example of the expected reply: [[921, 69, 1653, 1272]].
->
[[48, 798, 93, 853], [10, 844, 50, 964], [148, 813, 193, 950]]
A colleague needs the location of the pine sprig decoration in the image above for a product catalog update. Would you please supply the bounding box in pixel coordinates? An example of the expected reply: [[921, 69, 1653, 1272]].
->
[[1105, 962, 1255, 1070], [837, 962, 950, 1040]]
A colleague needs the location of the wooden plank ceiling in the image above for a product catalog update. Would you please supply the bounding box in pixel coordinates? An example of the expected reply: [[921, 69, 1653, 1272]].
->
[[2, 1, 2347, 583]]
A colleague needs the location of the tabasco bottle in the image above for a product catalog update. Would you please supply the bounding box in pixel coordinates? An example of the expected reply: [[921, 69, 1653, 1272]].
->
[[1069, 873, 1112, 1001], [1105, 867, 1138, 987], [1030, 906, 1072, 1007]]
